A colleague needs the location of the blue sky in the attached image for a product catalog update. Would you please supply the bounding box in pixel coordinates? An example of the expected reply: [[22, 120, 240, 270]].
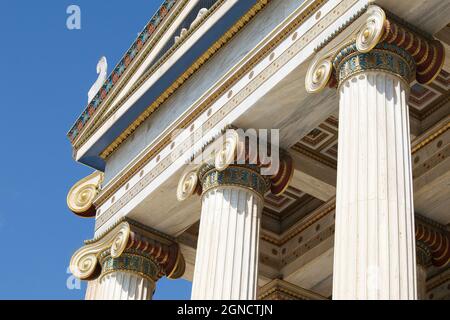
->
[[0, 1, 191, 299]]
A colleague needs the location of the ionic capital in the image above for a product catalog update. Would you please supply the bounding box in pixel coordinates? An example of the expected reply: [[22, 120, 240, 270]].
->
[[69, 219, 185, 281], [67, 171, 104, 218], [305, 5, 445, 93], [416, 215, 450, 268], [176, 129, 294, 201]]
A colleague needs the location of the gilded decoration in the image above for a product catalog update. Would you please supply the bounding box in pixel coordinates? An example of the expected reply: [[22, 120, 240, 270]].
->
[[355, 5, 386, 53], [70, 219, 185, 281], [77, 0, 226, 152], [176, 170, 201, 201], [68, 0, 182, 144], [84, 0, 268, 157], [305, 55, 334, 94], [305, 5, 445, 93], [100, 252, 160, 283], [333, 42, 416, 87], [96, 0, 332, 160], [199, 164, 270, 198], [67, 171, 104, 218]]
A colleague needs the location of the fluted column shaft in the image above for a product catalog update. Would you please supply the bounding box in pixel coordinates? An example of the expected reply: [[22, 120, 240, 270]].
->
[[85, 279, 100, 300], [96, 271, 155, 300], [333, 44, 417, 299], [92, 252, 158, 300], [191, 165, 267, 300]]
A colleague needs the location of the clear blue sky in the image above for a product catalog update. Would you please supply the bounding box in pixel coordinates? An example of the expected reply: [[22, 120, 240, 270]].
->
[[0, 1, 191, 299]]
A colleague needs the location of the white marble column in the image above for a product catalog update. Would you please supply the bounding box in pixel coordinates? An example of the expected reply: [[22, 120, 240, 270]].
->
[[191, 165, 267, 300], [85, 279, 100, 300], [96, 271, 155, 300], [90, 252, 158, 300], [332, 43, 417, 299]]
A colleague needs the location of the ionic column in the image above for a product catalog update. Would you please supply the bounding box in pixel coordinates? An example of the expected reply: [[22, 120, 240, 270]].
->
[[177, 131, 293, 300], [192, 164, 267, 300], [85, 279, 100, 300], [333, 42, 417, 300], [70, 219, 185, 300], [305, 6, 445, 300]]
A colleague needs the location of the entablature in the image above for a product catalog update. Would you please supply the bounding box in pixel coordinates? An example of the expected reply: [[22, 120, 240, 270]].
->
[[69, 0, 271, 170]]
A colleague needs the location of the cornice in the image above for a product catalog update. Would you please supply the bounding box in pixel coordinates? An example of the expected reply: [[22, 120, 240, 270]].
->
[[74, 0, 228, 152], [97, 0, 269, 159], [68, 0, 185, 145]]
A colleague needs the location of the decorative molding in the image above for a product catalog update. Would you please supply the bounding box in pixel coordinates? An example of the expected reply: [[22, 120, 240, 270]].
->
[[68, 0, 182, 144], [98, 0, 268, 159], [258, 279, 327, 300], [67, 171, 104, 218], [88, 0, 226, 155], [261, 197, 449, 269], [411, 117, 450, 154], [290, 113, 450, 174], [261, 198, 336, 246], [291, 115, 339, 169], [99, 252, 160, 283], [333, 42, 416, 87], [199, 164, 270, 198]]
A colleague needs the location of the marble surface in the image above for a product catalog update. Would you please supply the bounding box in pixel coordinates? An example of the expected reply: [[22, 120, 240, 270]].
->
[[104, 0, 307, 183]]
